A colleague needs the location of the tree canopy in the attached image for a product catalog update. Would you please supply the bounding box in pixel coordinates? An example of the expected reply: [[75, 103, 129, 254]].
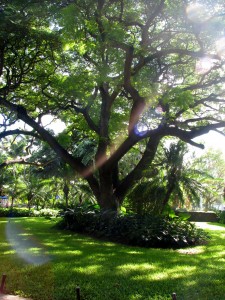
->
[[1, 0, 225, 212]]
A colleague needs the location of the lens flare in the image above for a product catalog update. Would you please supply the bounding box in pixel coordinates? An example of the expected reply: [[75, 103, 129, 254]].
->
[[186, 3, 210, 23], [195, 57, 214, 74], [134, 123, 148, 137], [216, 37, 225, 58], [155, 106, 163, 115], [6, 220, 51, 265]]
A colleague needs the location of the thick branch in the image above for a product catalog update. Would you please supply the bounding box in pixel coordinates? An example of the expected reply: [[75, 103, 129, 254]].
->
[[0, 97, 86, 174], [115, 134, 161, 201], [71, 104, 100, 133], [124, 46, 146, 133], [114, 120, 225, 200], [156, 123, 225, 148], [95, 84, 112, 162], [0, 98, 101, 201], [0, 129, 40, 140]]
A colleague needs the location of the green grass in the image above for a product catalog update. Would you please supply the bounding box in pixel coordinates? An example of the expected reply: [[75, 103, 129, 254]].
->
[[1, 218, 225, 300]]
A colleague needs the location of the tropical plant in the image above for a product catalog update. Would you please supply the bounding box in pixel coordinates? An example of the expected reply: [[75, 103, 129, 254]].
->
[[160, 142, 205, 211], [61, 205, 209, 248], [127, 141, 207, 214]]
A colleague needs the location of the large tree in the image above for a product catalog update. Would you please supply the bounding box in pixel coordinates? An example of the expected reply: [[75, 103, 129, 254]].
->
[[1, 0, 225, 212]]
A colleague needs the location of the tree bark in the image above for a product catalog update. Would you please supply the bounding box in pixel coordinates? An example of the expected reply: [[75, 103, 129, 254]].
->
[[63, 183, 70, 209]]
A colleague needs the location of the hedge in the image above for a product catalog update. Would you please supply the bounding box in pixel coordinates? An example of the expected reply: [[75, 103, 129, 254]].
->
[[0, 207, 59, 218]]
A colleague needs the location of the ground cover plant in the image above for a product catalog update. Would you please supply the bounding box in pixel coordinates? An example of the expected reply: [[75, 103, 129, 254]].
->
[[61, 206, 208, 248], [1, 218, 225, 300]]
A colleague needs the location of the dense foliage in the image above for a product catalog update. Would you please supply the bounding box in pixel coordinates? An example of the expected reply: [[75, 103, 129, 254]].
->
[[60, 205, 209, 248], [127, 141, 209, 214], [0, 0, 225, 212]]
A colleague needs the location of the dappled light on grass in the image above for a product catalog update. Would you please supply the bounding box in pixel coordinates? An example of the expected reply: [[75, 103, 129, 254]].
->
[[177, 247, 205, 255], [1, 218, 225, 299], [195, 222, 225, 231], [55, 249, 83, 256], [116, 263, 156, 275], [27, 247, 44, 254], [2, 249, 16, 255], [76, 264, 103, 275], [18, 232, 32, 236], [116, 263, 197, 283]]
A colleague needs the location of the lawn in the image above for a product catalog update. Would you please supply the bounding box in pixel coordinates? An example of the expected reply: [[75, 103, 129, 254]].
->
[[1, 217, 225, 300]]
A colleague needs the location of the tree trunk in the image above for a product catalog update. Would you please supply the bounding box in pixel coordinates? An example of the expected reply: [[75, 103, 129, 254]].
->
[[27, 191, 33, 211], [97, 167, 120, 214], [63, 183, 70, 209], [10, 196, 14, 209], [160, 178, 176, 213]]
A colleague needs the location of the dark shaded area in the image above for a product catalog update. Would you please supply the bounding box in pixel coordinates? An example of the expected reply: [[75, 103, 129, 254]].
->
[[59, 207, 209, 249]]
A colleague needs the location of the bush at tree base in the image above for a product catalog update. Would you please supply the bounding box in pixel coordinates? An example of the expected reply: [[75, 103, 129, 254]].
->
[[59, 205, 209, 249]]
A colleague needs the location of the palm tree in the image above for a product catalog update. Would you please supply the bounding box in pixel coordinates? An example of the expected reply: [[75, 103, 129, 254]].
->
[[128, 141, 206, 214], [160, 141, 204, 212]]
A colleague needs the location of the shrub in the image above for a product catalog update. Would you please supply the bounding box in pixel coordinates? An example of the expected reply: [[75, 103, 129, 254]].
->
[[60, 205, 209, 249], [0, 207, 32, 217], [217, 210, 225, 224], [0, 207, 59, 218], [33, 208, 59, 218]]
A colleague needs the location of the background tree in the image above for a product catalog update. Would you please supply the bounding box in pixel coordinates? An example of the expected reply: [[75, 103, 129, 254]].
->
[[20, 165, 54, 209], [1, 0, 225, 213], [193, 149, 225, 210]]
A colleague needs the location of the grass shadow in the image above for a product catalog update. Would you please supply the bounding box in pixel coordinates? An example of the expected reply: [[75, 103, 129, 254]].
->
[[1, 218, 225, 299]]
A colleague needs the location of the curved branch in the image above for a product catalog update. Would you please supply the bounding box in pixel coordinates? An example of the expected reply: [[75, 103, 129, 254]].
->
[[114, 120, 225, 200], [115, 134, 161, 201], [124, 46, 146, 133], [156, 123, 225, 148], [0, 97, 86, 173], [0, 158, 44, 170], [0, 129, 40, 140], [0, 97, 102, 200]]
